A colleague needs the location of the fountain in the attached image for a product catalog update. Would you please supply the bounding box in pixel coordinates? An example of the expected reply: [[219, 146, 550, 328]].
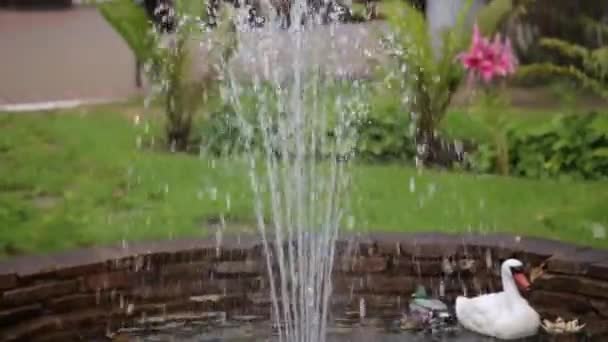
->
[[222, 2, 367, 341], [0, 1, 608, 342]]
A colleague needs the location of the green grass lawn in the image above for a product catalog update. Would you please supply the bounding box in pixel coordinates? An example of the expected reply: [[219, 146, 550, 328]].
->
[[1, 105, 607, 258]]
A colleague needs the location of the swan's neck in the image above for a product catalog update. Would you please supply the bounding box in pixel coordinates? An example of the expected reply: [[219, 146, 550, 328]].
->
[[501, 270, 522, 300]]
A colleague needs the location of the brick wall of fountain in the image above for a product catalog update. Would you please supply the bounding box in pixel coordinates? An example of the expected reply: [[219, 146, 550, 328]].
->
[[0, 233, 607, 341]]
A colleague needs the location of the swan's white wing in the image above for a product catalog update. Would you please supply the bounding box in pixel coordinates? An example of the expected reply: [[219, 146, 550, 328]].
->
[[456, 293, 506, 336]]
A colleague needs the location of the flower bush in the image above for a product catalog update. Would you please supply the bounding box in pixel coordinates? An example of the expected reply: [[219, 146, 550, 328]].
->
[[459, 24, 518, 175], [384, 0, 513, 167]]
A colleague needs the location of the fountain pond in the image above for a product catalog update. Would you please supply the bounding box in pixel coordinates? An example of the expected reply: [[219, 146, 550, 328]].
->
[[0, 233, 607, 341]]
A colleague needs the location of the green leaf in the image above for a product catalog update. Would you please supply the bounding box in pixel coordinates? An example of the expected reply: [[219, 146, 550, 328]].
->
[[592, 148, 608, 158], [98, 0, 154, 62], [475, 0, 513, 36], [589, 116, 608, 134]]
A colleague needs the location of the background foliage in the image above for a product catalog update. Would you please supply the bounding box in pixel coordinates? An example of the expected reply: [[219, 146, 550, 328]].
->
[[473, 112, 608, 180], [383, 0, 514, 167]]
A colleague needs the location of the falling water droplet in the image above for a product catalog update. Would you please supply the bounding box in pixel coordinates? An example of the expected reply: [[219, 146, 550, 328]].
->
[[485, 249, 493, 269], [346, 215, 355, 230], [209, 187, 217, 201], [307, 287, 315, 307], [215, 228, 223, 258], [408, 122, 416, 136], [591, 223, 606, 239], [409, 177, 416, 193], [359, 298, 366, 319], [427, 183, 436, 197]]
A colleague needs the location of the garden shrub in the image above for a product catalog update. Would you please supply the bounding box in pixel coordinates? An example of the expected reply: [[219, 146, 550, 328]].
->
[[198, 107, 254, 157], [354, 112, 415, 162], [473, 112, 608, 180], [197, 88, 477, 165], [198, 92, 418, 162], [354, 92, 416, 162]]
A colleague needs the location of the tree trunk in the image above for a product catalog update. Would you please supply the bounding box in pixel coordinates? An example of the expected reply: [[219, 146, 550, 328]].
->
[[495, 131, 510, 176], [135, 58, 142, 88], [415, 110, 436, 167], [365, 0, 377, 21], [166, 123, 191, 152]]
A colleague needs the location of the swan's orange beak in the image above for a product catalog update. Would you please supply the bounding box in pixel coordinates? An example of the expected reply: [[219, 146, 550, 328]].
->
[[513, 272, 531, 291]]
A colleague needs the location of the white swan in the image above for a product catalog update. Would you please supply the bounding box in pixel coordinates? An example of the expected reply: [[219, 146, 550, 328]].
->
[[456, 258, 540, 340]]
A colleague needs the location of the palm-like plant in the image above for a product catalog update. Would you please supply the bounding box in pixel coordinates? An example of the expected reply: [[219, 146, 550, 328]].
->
[[149, 20, 203, 151], [150, 4, 239, 151], [101, 0, 238, 151], [384, 0, 514, 165], [99, 0, 155, 87]]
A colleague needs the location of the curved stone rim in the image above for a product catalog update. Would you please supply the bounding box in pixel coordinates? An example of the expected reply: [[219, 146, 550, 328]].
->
[[1, 232, 606, 278], [1, 232, 607, 341]]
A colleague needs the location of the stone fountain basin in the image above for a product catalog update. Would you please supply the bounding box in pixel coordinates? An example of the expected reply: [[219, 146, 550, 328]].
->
[[0, 233, 607, 341]]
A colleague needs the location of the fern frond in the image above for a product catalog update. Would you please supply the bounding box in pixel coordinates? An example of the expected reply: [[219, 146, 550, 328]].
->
[[539, 38, 588, 61], [517, 63, 608, 99], [587, 47, 608, 80], [578, 15, 608, 41]]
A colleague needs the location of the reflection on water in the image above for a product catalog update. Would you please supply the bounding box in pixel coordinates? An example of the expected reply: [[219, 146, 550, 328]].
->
[[119, 320, 545, 342]]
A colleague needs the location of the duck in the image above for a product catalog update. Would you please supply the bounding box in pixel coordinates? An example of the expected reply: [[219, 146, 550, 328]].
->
[[455, 258, 540, 340], [409, 285, 451, 322], [400, 285, 457, 334]]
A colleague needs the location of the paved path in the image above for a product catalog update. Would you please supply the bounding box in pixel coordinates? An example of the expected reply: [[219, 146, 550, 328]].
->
[[1, 8, 605, 111], [0, 6, 384, 109], [0, 7, 141, 107]]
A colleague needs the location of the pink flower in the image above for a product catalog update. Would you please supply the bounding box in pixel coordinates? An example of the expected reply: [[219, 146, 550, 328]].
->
[[458, 24, 517, 83]]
